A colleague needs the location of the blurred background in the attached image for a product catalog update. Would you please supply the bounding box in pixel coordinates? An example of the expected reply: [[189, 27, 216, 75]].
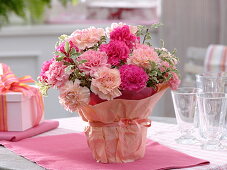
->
[[0, 0, 226, 119]]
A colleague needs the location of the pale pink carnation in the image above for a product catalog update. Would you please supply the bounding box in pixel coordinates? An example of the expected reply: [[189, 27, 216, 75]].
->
[[70, 27, 105, 50], [106, 23, 138, 37], [119, 64, 149, 91], [100, 40, 130, 66], [59, 80, 90, 112], [91, 67, 122, 100], [45, 61, 69, 88], [128, 45, 160, 69], [77, 50, 110, 76], [168, 72, 181, 90]]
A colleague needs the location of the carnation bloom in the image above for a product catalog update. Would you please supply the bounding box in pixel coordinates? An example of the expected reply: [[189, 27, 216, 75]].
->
[[91, 67, 122, 100], [45, 61, 69, 88], [119, 64, 149, 91], [100, 40, 130, 66], [110, 25, 138, 49], [128, 45, 160, 69], [39, 58, 54, 83], [106, 22, 138, 37], [59, 80, 90, 112], [168, 72, 181, 90], [77, 50, 110, 76], [69, 27, 105, 50]]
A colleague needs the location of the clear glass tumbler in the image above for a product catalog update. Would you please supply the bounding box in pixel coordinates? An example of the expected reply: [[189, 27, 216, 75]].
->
[[196, 72, 227, 93], [171, 87, 200, 145], [197, 92, 227, 150], [196, 72, 227, 139]]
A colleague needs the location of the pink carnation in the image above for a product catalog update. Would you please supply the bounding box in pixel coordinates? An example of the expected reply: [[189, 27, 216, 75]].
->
[[77, 50, 110, 76], [168, 72, 181, 90], [110, 25, 139, 49], [39, 58, 54, 83], [128, 45, 160, 69], [59, 80, 90, 112], [91, 67, 121, 100], [119, 64, 149, 91], [45, 61, 69, 88], [100, 40, 130, 66], [70, 27, 105, 50]]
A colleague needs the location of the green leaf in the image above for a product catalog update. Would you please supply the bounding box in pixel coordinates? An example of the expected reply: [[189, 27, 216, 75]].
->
[[65, 65, 74, 74], [78, 60, 87, 64], [35, 81, 51, 96], [151, 22, 163, 29], [160, 39, 165, 48], [70, 48, 75, 55], [53, 51, 62, 55], [145, 42, 152, 46], [58, 34, 68, 41], [64, 41, 69, 53], [56, 56, 64, 61]]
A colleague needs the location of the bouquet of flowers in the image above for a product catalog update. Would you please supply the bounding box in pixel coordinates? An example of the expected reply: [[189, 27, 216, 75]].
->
[[38, 23, 180, 163]]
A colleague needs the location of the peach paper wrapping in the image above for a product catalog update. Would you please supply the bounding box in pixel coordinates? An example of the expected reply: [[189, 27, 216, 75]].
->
[[78, 84, 168, 163]]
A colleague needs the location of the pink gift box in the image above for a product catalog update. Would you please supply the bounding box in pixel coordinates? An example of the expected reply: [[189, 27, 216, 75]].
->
[[2, 88, 44, 131]]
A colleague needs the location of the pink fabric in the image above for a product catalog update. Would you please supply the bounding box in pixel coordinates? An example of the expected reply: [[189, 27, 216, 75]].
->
[[0, 120, 59, 142], [0, 133, 209, 170]]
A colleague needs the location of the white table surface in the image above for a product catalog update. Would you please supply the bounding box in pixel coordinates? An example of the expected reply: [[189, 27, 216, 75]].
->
[[0, 116, 227, 170]]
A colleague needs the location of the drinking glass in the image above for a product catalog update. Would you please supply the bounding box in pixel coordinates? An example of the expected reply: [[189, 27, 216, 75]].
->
[[196, 72, 227, 93], [171, 87, 200, 145], [196, 72, 227, 139], [197, 92, 227, 150]]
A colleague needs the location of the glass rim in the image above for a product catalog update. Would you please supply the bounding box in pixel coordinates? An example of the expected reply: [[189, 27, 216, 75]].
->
[[171, 87, 201, 95], [197, 92, 227, 99], [196, 72, 227, 79]]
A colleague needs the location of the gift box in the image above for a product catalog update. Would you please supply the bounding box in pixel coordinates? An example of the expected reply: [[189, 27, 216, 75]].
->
[[1, 89, 44, 131], [0, 63, 44, 132]]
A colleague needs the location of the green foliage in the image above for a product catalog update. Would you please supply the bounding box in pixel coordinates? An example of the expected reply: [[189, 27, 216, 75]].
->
[[25, 0, 51, 23], [137, 23, 163, 46], [0, 0, 26, 25], [0, 0, 77, 26], [35, 80, 51, 96]]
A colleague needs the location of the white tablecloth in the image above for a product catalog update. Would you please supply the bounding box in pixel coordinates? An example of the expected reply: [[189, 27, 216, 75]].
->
[[0, 117, 227, 170]]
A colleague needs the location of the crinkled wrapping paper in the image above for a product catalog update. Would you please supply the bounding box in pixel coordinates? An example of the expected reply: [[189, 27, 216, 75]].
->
[[78, 84, 168, 163]]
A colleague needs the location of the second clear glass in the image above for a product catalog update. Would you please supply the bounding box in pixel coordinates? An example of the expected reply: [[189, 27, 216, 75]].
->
[[171, 87, 200, 145]]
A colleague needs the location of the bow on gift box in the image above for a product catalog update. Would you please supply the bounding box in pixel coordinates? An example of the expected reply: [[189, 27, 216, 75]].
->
[[0, 63, 44, 131]]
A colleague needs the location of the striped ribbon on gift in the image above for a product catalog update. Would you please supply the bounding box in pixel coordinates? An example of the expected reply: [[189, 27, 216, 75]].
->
[[204, 45, 227, 72]]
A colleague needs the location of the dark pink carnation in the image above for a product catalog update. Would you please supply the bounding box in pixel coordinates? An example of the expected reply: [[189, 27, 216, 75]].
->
[[100, 40, 130, 66], [119, 64, 149, 91], [39, 58, 54, 83], [110, 25, 139, 49]]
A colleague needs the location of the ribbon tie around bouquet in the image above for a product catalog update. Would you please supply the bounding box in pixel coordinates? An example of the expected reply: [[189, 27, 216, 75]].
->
[[89, 118, 151, 128], [89, 118, 151, 154], [0, 64, 44, 131]]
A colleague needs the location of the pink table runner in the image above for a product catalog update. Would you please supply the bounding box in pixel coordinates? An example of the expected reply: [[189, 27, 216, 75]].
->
[[0, 133, 209, 170]]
